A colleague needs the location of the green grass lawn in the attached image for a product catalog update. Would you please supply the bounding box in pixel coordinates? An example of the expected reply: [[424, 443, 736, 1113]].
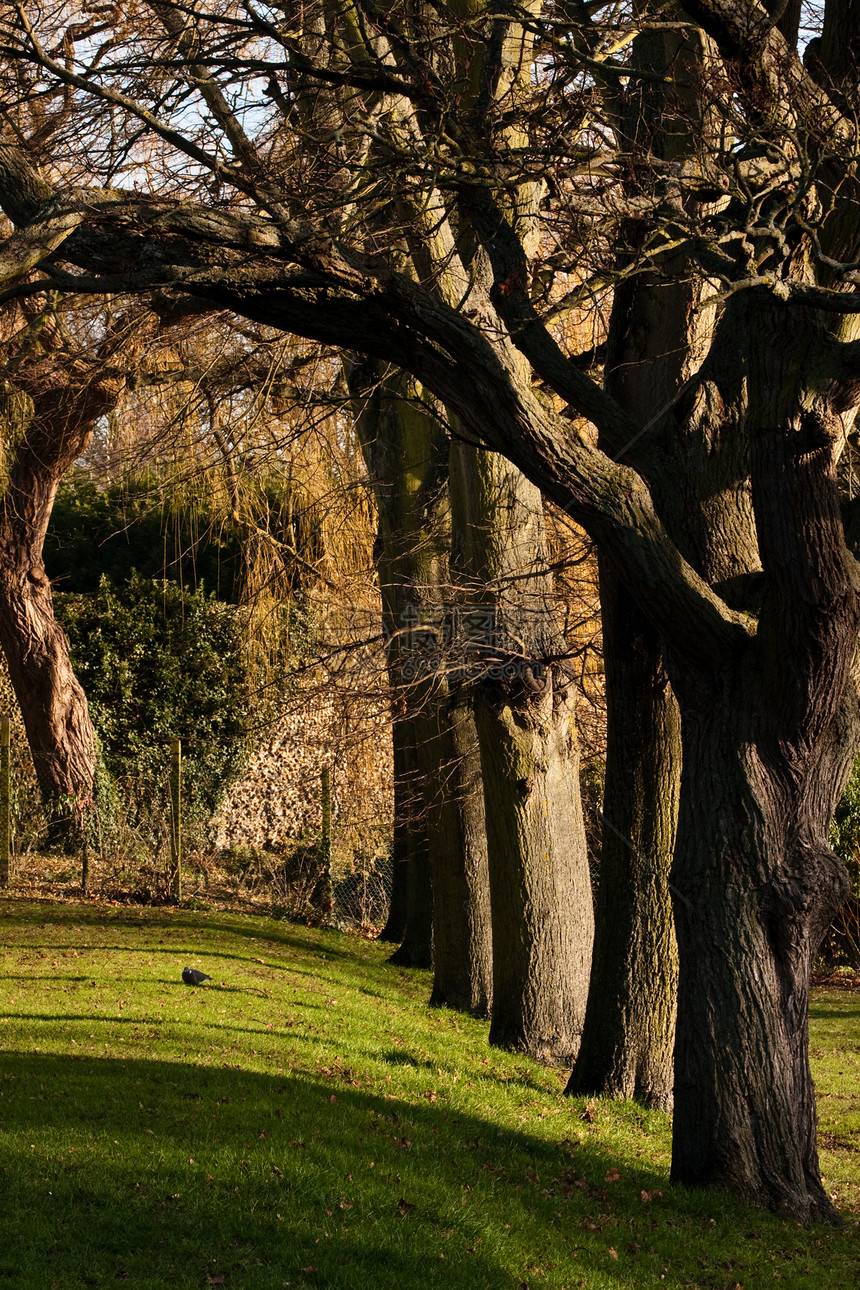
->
[[0, 899, 857, 1289]]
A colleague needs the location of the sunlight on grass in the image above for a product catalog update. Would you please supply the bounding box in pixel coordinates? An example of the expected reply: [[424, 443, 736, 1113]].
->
[[808, 990, 860, 1216], [0, 900, 857, 1289]]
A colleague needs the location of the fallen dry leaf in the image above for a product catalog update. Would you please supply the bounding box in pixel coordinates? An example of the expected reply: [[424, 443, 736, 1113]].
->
[[608, 1247, 618, 1259], [397, 1198, 416, 1215], [605, 1167, 620, 1183], [640, 1188, 663, 1203]]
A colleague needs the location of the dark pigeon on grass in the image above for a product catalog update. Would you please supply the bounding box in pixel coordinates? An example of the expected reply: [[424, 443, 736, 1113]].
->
[[182, 966, 211, 986]]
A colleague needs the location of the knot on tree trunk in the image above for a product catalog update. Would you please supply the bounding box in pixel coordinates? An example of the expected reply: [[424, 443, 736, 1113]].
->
[[478, 656, 556, 706], [786, 409, 838, 457], [27, 565, 49, 588], [761, 844, 851, 963]]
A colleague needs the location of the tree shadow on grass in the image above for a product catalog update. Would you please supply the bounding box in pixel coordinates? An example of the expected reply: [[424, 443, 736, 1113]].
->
[[0, 1049, 854, 1290], [0, 898, 365, 968], [0, 1050, 651, 1290], [3, 902, 858, 1288], [809, 1006, 860, 1020]]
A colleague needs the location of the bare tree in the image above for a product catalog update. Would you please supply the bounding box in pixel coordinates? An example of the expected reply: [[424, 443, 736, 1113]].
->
[[2, 0, 860, 1218], [0, 295, 135, 841], [285, 3, 594, 1046]]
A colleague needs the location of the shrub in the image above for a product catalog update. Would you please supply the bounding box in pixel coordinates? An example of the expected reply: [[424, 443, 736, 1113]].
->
[[46, 474, 245, 600], [830, 756, 860, 898], [55, 574, 259, 850]]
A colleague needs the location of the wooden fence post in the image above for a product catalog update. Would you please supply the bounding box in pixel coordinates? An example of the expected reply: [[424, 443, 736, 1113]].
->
[[0, 718, 9, 888], [170, 738, 182, 902], [81, 805, 89, 895]]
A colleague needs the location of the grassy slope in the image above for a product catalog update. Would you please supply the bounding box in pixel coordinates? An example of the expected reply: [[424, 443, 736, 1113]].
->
[[0, 900, 856, 1290]]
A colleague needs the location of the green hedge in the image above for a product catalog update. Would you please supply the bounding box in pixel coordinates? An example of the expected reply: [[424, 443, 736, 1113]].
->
[[45, 473, 324, 603], [55, 574, 258, 841], [46, 476, 245, 601]]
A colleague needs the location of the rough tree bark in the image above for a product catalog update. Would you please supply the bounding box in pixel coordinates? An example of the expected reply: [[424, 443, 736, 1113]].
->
[[0, 309, 123, 839], [376, 714, 425, 951], [351, 362, 440, 970], [570, 21, 706, 1106], [0, 393, 96, 830], [567, 565, 680, 1105], [663, 292, 860, 1219], [376, 718, 410, 944], [423, 678, 491, 1014], [351, 359, 492, 1005], [451, 440, 594, 1059]]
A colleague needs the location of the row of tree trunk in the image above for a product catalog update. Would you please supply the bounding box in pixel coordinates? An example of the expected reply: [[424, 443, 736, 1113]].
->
[[0, 315, 619, 1076], [351, 357, 679, 1092], [0, 271, 851, 1228]]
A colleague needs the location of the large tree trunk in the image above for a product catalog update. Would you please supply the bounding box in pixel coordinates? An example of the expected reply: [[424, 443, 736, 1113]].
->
[[475, 675, 592, 1059], [451, 441, 594, 1059], [663, 294, 860, 1221], [425, 684, 492, 1014], [670, 666, 854, 1218], [377, 717, 411, 943], [0, 335, 119, 842], [0, 493, 96, 825], [570, 18, 750, 1108], [350, 360, 492, 1001], [387, 834, 434, 970], [567, 563, 680, 1105]]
